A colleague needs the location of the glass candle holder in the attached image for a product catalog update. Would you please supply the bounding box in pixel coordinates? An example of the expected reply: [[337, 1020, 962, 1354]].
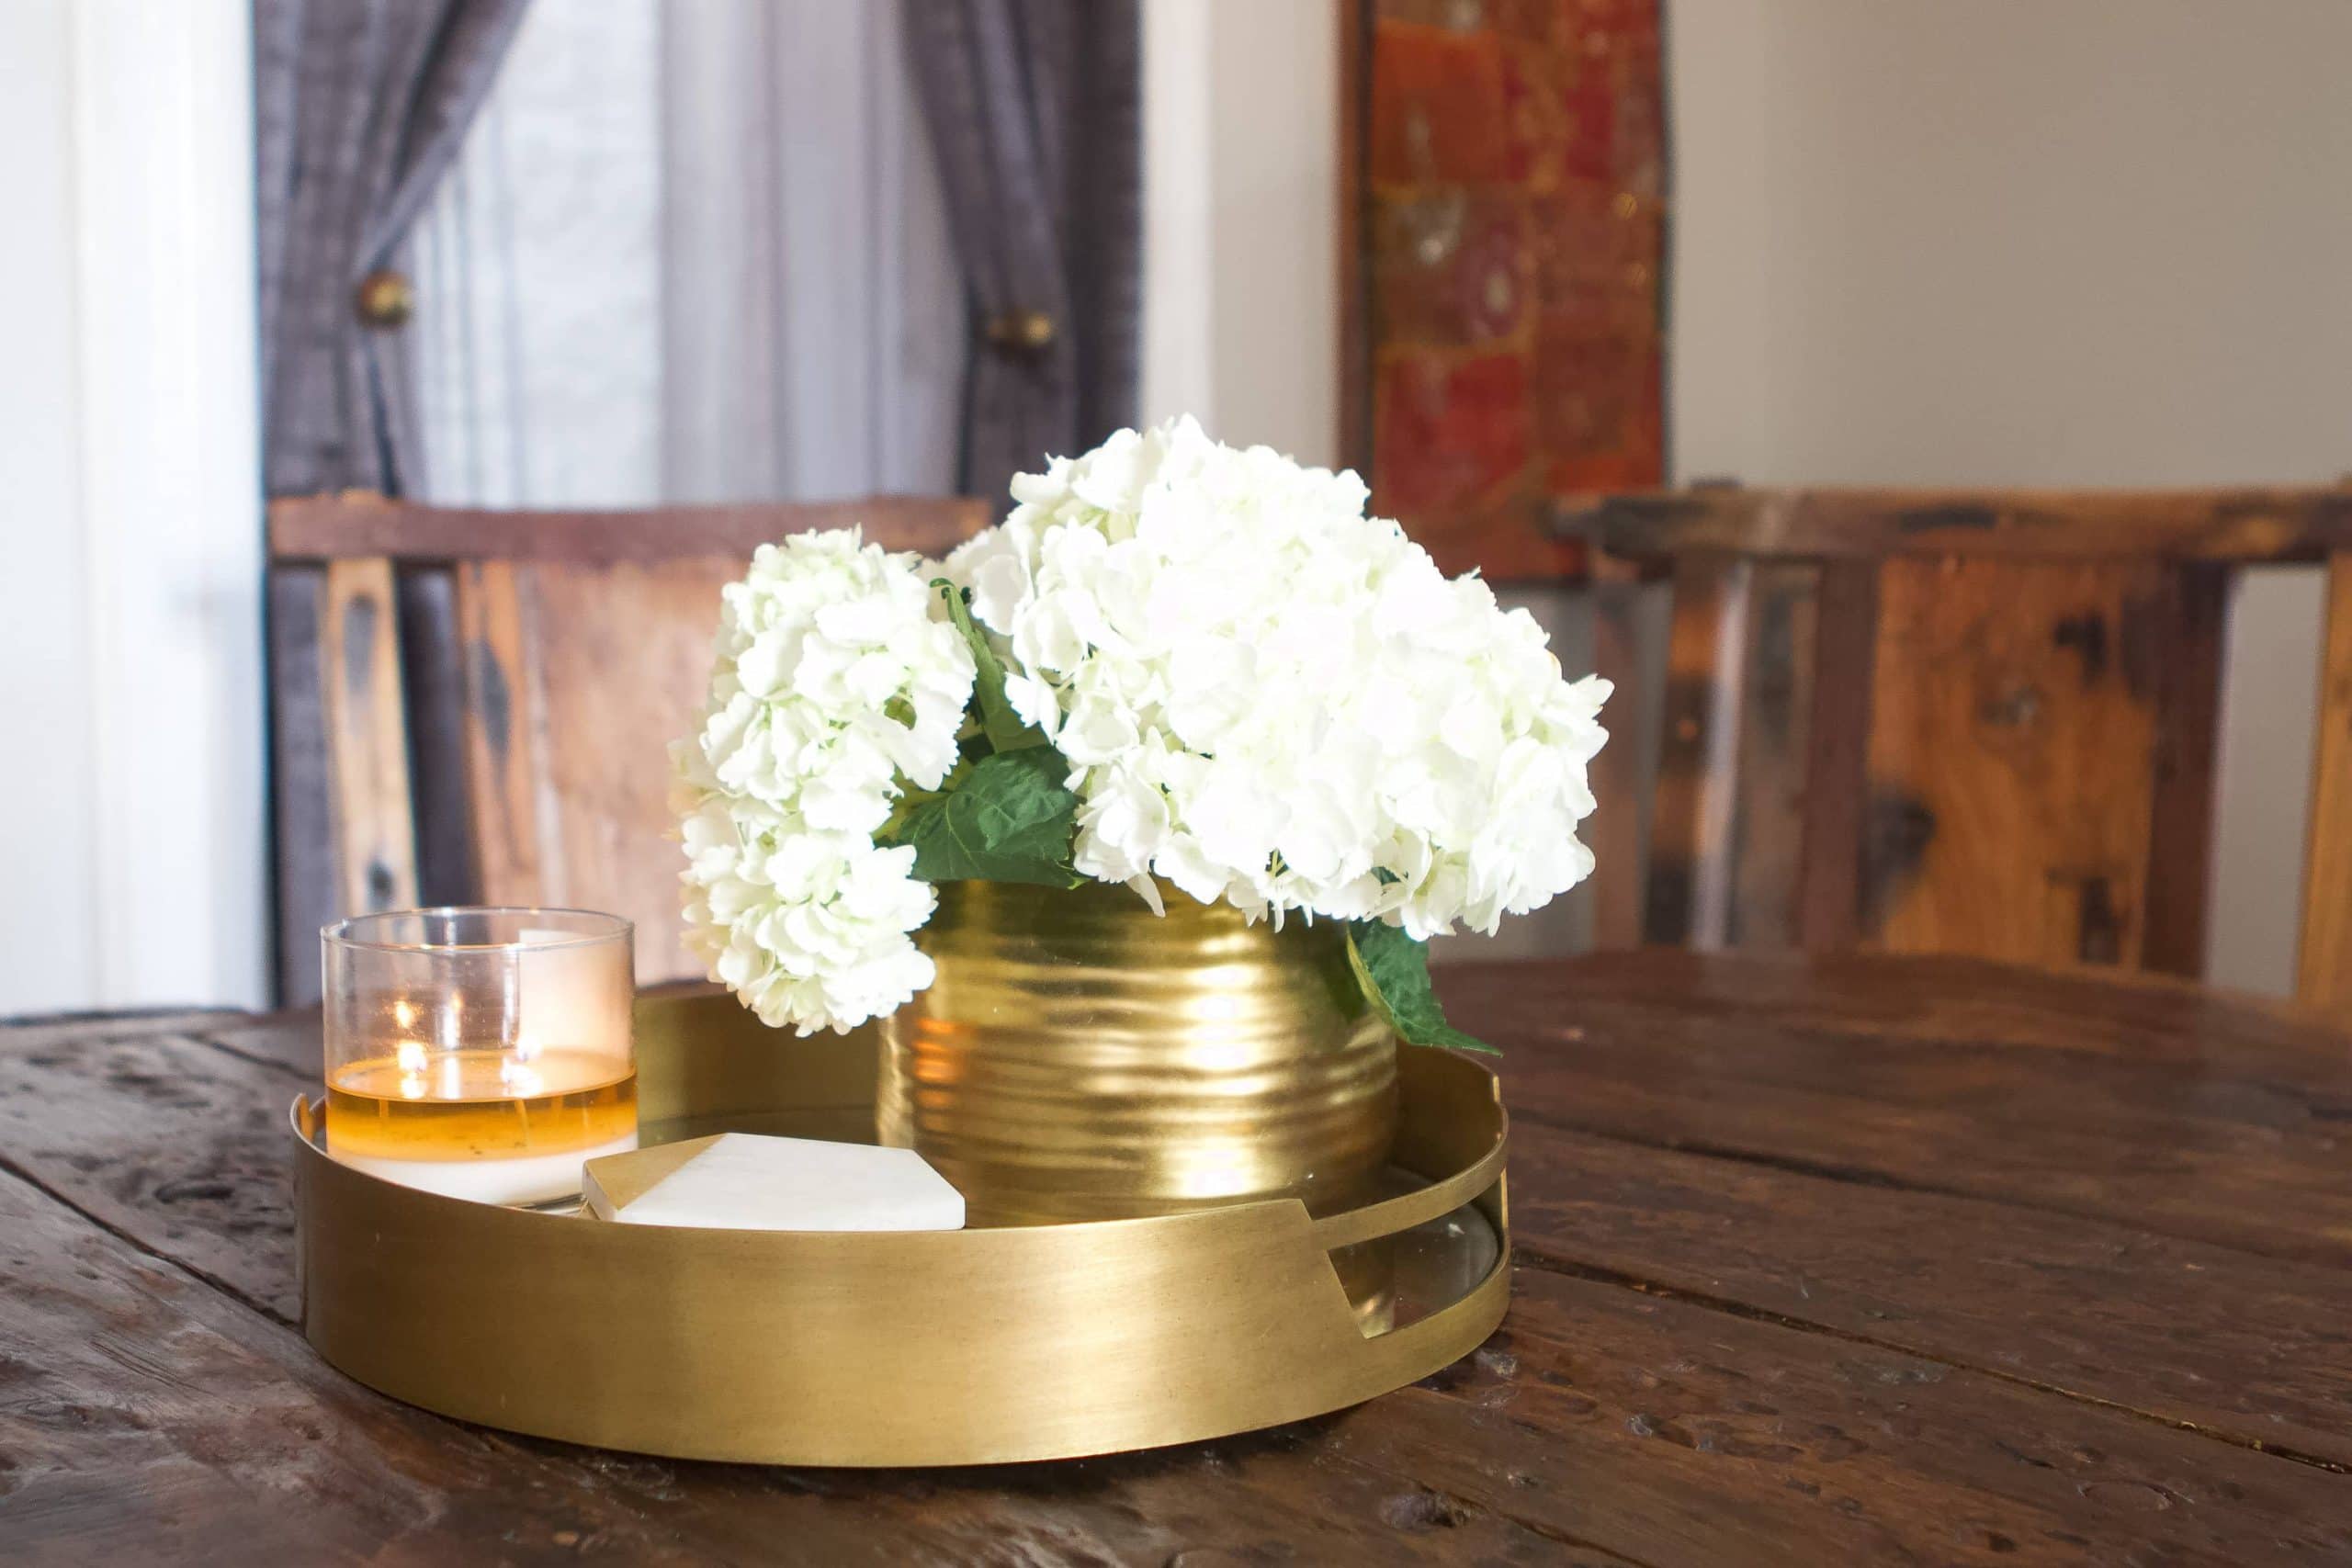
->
[[322, 908, 636, 1205]]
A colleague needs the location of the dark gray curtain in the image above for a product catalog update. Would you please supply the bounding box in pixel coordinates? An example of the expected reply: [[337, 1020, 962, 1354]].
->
[[903, 0, 1142, 511], [256, 0, 529, 1002], [255, 0, 532, 496]]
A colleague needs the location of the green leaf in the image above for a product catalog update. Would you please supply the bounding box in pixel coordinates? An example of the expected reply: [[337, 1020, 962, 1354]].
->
[[1344, 919, 1498, 1055], [882, 746, 1082, 887], [934, 579, 1048, 754]]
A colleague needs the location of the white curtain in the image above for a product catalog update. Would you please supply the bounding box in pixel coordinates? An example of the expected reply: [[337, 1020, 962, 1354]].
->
[[409, 0, 967, 508]]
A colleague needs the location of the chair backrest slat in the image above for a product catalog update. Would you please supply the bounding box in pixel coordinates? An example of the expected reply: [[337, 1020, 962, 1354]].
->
[[1592, 485, 2352, 562], [318, 558, 419, 919], [451, 559, 551, 913], [1583, 560, 1650, 952], [1644, 558, 1736, 945], [2298, 551, 2352, 1012], [1861, 556, 2167, 968], [270, 492, 984, 564], [1793, 559, 1878, 952], [2142, 564, 2230, 976], [1564, 484, 2346, 1002], [268, 493, 991, 995]]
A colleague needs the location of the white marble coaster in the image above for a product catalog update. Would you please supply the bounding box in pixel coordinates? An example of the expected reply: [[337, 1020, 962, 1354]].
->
[[335, 1134, 637, 1207], [582, 1132, 966, 1232]]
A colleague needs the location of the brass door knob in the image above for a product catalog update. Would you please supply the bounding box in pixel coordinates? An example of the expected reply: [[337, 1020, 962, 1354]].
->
[[355, 269, 414, 330], [985, 310, 1057, 353]]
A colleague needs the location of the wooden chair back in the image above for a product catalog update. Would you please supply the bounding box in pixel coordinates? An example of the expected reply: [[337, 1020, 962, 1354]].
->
[[267, 494, 990, 993], [1557, 485, 2352, 1011]]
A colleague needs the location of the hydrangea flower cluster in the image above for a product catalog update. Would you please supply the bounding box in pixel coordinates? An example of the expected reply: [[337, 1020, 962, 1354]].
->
[[673, 531, 975, 1034], [680, 420, 1611, 1039], [944, 417, 1611, 939]]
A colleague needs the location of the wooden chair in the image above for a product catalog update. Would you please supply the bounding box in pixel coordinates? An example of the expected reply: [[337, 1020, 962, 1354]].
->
[[267, 493, 990, 999], [1556, 484, 2352, 1012]]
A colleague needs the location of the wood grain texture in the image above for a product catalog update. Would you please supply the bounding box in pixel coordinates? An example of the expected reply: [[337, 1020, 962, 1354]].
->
[[1587, 488, 2257, 981], [1583, 563, 1649, 951], [1507, 1122, 2352, 1469], [286, 496, 990, 988], [1794, 560, 1876, 950], [266, 565, 335, 1001], [1563, 484, 2352, 562], [13, 956, 2352, 1563], [2141, 564, 2226, 976], [459, 558, 758, 983], [1860, 559, 2162, 968], [454, 560, 552, 912], [318, 558, 417, 918], [394, 565, 479, 905], [0, 1008, 243, 1050], [1726, 563, 1815, 947], [0, 1043, 1589, 1563], [531, 560, 751, 984], [0, 1027, 306, 1317], [0, 1168, 1572, 1567], [1402, 1266, 2352, 1566], [1644, 560, 1736, 946], [1456, 952, 2352, 1269], [2297, 551, 2352, 1014], [0, 1173, 711, 1567], [270, 491, 989, 564]]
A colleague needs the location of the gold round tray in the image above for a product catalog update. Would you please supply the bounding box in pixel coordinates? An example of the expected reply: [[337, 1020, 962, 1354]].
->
[[288, 989, 1510, 1466]]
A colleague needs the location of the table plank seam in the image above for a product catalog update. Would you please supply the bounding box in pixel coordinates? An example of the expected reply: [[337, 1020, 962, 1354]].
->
[[481, 1386, 1657, 1563], [0, 1142, 1636, 1563], [0, 1146, 294, 1328], [1309, 1441, 1664, 1567], [183, 1025, 2352, 1477], [16, 1028, 318, 1329], [1505, 1248, 2352, 1478], [13, 1031, 1668, 1555], [185, 1028, 316, 1084], [0, 1006, 243, 1032], [0, 1164, 799, 1563], [1507, 1101, 2352, 1276], [0, 1012, 251, 1056]]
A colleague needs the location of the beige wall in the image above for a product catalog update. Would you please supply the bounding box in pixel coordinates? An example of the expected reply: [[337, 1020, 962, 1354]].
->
[[1668, 0, 2350, 994], [1141, 0, 1340, 465], [1144, 2, 2342, 990]]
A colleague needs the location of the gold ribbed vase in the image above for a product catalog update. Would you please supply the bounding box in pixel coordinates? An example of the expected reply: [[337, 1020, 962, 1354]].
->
[[876, 880, 1399, 1225]]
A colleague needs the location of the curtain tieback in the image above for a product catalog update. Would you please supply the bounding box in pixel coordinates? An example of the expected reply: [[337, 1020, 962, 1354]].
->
[[984, 310, 1057, 355], [355, 269, 415, 330]]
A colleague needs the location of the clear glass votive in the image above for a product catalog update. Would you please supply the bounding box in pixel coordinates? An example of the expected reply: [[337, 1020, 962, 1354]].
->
[[322, 908, 636, 1205]]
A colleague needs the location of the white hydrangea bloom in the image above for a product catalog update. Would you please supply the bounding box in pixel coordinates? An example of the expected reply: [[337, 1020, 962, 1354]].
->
[[945, 417, 1610, 939], [675, 531, 976, 1034]]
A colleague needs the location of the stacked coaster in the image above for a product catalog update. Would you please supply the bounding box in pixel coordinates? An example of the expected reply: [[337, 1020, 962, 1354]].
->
[[584, 1133, 966, 1232]]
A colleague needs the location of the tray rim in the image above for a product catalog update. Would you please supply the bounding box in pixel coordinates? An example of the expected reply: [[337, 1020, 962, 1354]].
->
[[289, 1031, 1510, 1465]]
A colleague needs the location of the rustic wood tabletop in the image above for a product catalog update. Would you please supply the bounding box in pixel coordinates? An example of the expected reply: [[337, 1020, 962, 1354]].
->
[[4, 951, 2349, 1565]]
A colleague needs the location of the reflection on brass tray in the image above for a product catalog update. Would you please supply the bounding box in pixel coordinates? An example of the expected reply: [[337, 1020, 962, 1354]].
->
[[291, 989, 1510, 1466]]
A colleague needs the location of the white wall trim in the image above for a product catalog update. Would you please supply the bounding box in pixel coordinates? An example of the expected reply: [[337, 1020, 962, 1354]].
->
[[1140, 0, 1338, 467], [1140, 0, 1216, 432]]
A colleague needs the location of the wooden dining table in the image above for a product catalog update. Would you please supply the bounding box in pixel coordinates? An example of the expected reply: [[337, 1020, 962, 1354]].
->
[[4, 950, 2348, 1565]]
